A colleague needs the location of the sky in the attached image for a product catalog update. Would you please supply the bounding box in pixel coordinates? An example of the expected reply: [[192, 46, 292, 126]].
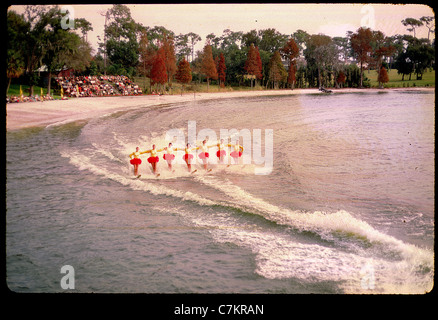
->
[[9, 3, 435, 54]]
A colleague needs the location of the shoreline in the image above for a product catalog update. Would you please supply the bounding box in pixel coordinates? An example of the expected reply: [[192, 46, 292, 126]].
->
[[6, 87, 434, 131]]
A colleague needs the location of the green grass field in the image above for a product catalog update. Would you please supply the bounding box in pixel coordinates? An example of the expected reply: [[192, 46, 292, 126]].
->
[[7, 84, 62, 99], [367, 68, 435, 88]]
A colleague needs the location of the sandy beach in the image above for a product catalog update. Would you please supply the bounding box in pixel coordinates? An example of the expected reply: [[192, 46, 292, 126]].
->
[[6, 87, 434, 131]]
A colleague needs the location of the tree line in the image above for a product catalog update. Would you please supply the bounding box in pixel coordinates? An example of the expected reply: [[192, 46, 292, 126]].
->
[[7, 5, 435, 96]]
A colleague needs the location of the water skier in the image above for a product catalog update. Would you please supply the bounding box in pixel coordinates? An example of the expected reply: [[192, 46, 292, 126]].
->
[[143, 144, 164, 175], [215, 139, 227, 164], [129, 146, 143, 177], [228, 140, 244, 164], [197, 139, 214, 171], [178, 143, 197, 173], [163, 142, 178, 171]]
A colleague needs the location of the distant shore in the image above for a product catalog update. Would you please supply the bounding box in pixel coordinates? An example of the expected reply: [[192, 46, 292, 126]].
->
[[6, 87, 434, 131]]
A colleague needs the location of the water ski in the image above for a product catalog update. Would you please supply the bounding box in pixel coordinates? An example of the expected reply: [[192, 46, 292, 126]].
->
[[207, 169, 213, 172], [133, 174, 141, 179], [191, 169, 198, 174], [156, 173, 160, 178]]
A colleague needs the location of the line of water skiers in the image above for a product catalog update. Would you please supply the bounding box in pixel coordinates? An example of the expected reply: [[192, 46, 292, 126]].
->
[[129, 139, 244, 176]]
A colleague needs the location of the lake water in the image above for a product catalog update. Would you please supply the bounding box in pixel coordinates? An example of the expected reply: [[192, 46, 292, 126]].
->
[[6, 91, 434, 294]]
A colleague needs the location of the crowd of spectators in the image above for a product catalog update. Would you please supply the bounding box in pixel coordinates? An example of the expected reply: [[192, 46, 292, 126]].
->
[[7, 75, 144, 103], [105, 75, 142, 95], [55, 75, 142, 97]]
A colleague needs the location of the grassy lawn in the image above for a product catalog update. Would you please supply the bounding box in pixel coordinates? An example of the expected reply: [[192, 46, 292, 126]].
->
[[7, 83, 62, 99], [367, 68, 435, 88]]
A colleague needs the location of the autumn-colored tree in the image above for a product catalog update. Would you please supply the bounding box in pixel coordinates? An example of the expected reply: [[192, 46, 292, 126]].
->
[[201, 44, 218, 92], [281, 38, 300, 89], [350, 27, 374, 88], [245, 44, 263, 88], [162, 33, 177, 87], [287, 63, 297, 89], [255, 47, 263, 81], [378, 66, 389, 88], [138, 30, 157, 93], [150, 47, 167, 93], [336, 70, 346, 88], [217, 52, 226, 88], [175, 58, 192, 95], [268, 51, 287, 89]]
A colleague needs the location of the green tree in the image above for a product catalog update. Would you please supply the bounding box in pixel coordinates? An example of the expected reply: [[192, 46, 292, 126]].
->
[[406, 43, 435, 80], [420, 16, 435, 42], [242, 29, 260, 48], [6, 10, 26, 95], [20, 5, 58, 96], [104, 4, 142, 77], [187, 32, 202, 62], [42, 9, 93, 94], [401, 18, 423, 38], [304, 34, 338, 88], [394, 50, 414, 81], [258, 28, 288, 53]]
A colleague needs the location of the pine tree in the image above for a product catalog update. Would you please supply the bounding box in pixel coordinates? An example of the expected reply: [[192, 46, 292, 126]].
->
[[200, 44, 218, 92], [175, 58, 192, 95]]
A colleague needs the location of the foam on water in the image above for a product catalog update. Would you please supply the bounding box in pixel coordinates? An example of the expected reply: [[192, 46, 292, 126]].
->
[[57, 94, 434, 294], [61, 144, 433, 294], [192, 175, 434, 293], [61, 150, 216, 206]]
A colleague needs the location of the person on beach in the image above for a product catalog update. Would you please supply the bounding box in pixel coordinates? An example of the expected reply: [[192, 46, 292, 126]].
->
[[129, 146, 143, 176], [178, 143, 197, 173], [163, 142, 178, 171], [197, 139, 214, 170], [215, 139, 227, 164], [228, 140, 244, 164], [142, 144, 164, 174]]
